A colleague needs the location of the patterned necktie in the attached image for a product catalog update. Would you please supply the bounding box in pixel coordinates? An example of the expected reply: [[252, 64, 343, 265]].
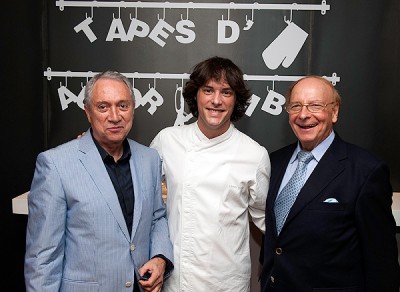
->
[[274, 150, 314, 235]]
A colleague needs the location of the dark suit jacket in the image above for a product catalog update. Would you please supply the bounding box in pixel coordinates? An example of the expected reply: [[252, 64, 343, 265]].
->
[[260, 133, 400, 292]]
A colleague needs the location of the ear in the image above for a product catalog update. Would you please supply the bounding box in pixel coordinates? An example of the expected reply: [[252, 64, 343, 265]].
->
[[332, 104, 339, 123], [84, 105, 91, 123]]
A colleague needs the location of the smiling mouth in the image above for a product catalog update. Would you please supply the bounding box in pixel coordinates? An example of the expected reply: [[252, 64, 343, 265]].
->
[[208, 108, 224, 113], [298, 123, 316, 129]]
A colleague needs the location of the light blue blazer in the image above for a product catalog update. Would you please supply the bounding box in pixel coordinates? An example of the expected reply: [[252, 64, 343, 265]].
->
[[25, 129, 173, 291]]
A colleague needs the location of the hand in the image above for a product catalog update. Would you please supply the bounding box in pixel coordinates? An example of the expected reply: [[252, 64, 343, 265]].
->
[[138, 257, 166, 292]]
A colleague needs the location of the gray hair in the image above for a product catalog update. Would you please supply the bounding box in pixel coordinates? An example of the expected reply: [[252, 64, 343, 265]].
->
[[84, 71, 135, 107]]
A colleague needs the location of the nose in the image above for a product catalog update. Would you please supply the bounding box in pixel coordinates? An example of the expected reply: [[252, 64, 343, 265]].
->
[[108, 106, 121, 122], [211, 92, 222, 105], [298, 104, 311, 117]]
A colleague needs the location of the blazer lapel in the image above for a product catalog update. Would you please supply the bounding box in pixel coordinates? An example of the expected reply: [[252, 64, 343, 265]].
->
[[128, 140, 144, 239], [268, 144, 296, 237], [78, 130, 131, 241]]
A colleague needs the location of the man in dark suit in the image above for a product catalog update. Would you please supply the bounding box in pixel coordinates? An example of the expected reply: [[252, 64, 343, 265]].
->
[[260, 75, 400, 291]]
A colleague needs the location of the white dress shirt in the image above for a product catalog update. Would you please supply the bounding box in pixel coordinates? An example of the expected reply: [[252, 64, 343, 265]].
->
[[150, 122, 271, 292]]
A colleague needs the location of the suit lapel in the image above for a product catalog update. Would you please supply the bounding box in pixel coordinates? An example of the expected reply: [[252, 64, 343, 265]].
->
[[128, 140, 143, 239], [78, 130, 131, 241], [268, 144, 296, 236], [283, 136, 347, 229]]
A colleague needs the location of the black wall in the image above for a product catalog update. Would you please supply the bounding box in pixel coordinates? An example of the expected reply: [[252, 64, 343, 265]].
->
[[2, 1, 44, 290], [3, 1, 400, 291]]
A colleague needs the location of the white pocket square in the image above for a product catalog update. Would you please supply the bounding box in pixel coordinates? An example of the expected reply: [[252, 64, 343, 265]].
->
[[323, 198, 339, 203]]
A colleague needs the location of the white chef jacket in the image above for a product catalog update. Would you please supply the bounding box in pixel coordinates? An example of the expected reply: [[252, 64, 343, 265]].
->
[[150, 122, 270, 292]]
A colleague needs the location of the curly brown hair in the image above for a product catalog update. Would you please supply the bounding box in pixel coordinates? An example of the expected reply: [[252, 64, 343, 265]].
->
[[183, 56, 251, 122]]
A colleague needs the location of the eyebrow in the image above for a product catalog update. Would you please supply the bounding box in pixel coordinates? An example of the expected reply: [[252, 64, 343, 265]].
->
[[202, 85, 233, 90], [290, 100, 325, 103]]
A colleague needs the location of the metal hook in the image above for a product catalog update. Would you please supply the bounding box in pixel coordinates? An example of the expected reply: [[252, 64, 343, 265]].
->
[[149, 78, 156, 89], [175, 79, 184, 90], [113, 7, 121, 19], [221, 6, 231, 21], [181, 7, 189, 20], [246, 8, 254, 22], [129, 7, 138, 20], [284, 9, 293, 24], [85, 6, 94, 19], [266, 80, 275, 93], [284, 3, 298, 24], [244, 8, 255, 30], [157, 7, 165, 20]]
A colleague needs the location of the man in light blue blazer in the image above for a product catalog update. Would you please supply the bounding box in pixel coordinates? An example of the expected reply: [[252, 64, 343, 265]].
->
[[25, 71, 173, 292]]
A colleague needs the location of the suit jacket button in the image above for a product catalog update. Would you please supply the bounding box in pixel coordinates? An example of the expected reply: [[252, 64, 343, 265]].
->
[[125, 281, 132, 287], [275, 247, 282, 255], [270, 276, 275, 283], [130, 244, 135, 251]]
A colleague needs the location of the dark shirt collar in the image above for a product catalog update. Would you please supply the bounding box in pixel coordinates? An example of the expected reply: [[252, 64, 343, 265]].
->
[[91, 132, 131, 162]]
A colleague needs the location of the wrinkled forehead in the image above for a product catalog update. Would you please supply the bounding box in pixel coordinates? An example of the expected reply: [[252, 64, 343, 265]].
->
[[291, 78, 333, 102]]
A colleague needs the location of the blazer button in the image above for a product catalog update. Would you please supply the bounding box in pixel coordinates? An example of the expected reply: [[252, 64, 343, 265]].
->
[[130, 244, 135, 251], [270, 276, 275, 283], [275, 247, 282, 255], [125, 281, 132, 287]]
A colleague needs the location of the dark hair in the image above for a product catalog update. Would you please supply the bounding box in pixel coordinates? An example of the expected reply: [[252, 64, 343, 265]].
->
[[183, 56, 251, 122], [84, 70, 135, 107]]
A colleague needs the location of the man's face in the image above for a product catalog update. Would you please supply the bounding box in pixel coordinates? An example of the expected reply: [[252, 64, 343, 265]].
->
[[288, 77, 339, 151], [84, 78, 133, 150], [196, 79, 236, 139]]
